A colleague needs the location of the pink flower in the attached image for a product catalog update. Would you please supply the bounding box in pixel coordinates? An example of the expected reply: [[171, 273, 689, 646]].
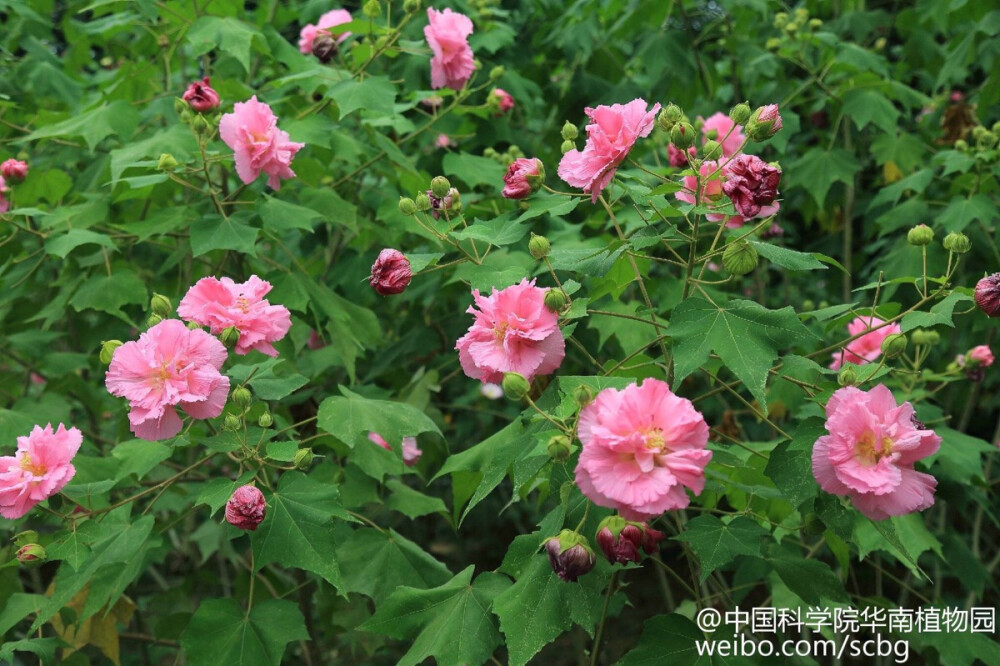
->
[[674, 159, 724, 207], [105, 320, 229, 441], [435, 133, 452, 149], [491, 88, 515, 115], [0, 423, 81, 519], [558, 99, 661, 202], [502, 158, 543, 199], [182, 77, 220, 112], [455, 278, 565, 384], [968, 345, 994, 367], [368, 432, 422, 466], [1, 159, 28, 184], [751, 104, 783, 138], [574, 379, 711, 521], [219, 96, 304, 190], [812, 385, 940, 521], [0, 176, 8, 214], [177, 276, 292, 357], [829, 316, 902, 370], [298, 9, 353, 54], [667, 143, 695, 167], [225, 485, 266, 530], [700, 112, 745, 157], [722, 154, 781, 219], [370, 249, 412, 296], [424, 7, 475, 90]]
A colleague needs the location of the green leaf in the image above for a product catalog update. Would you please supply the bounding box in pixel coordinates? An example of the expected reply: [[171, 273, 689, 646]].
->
[[617, 614, 712, 666], [842, 89, 900, 133], [385, 479, 449, 518], [443, 152, 506, 189], [317, 387, 440, 447], [0, 593, 46, 636], [928, 427, 993, 484], [69, 270, 147, 319], [186, 16, 269, 73], [0, 638, 60, 664], [227, 358, 308, 400], [672, 515, 770, 581], [749, 240, 827, 271], [180, 598, 308, 666], [258, 196, 323, 233], [669, 298, 818, 411], [548, 243, 629, 278], [451, 250, 536, 291], [108, 124, 196, 185], [44, 229, 115, 258], [513, 192, 581, 222], [854, 514, 939, 580], [111, 439, 171, 481], [251, 472, 352, 592], [899, 291, 973, 332], [359, 566, 509, 666], [22, 100, 139, 152], [327, 75, 396, 118], [190, 216, 259, 256], [265, 440, 299, 462], [786, 148, 860, 207], [771, 556, 848, 604], [451, 215, 529, 246], [938, 194, 997, 233], [336, 527, 452, 604], [764, 417, 824, 507]]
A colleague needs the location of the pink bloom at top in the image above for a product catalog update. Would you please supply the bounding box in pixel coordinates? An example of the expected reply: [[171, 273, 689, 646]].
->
[[812, 385, 940, 521], [558, 98, 661, 202], [574, 379, 712, 521], [0, 423, 81, 519], [424, 7, 475, 90], [225, 484, 266, 530], [829, 316, 902, 370], [1, 159, 28, 184], [455, 278, 565, 384], [182, 77, 220, 113], [700, 112, 745, 157], [219, 96, 304, 190], [298, 9, 353, 54], [105, 320, 230, 441], [178, 276, 292, 357]]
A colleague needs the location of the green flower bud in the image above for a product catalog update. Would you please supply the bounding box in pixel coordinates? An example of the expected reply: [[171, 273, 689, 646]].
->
[[664, 103, 683, 124], [573, 384, 595, 407], [223, 414, 242, 431], [808, 18, 823, 29], [174, 98, 189, 115], [774, 12, 789, 28], [187, 321, 202, 330], [837, 366, 858, 387], [765, 37, 782, 50], [702, 139, 722, 160], [729, 102, 751, 126], [911, 328, 939, 346], [784, 21, 799, 34], [232, 387, 252, 410], [502, 372, 531, 400], [794, 8, 809, 22], [294, 447, 315, 470], [16, 544, 46, 567], [528, 234, 551, 259], [508, 144, 523, 158], [157, 153, 179, 171], [907, 224, 934, 246], [147, 314, 163, 328], [954, 139, 969, 151], [489, 65, 505, 81], [722, 240, 759, 276], [484, 147, 498, 158], [943, 231, 971, 254], [561, 121, 578, 141], [150, 293, 172, 318], [415, 192, 431, 211], [670, 122, 696, 149], [13, 531, 39, 547], [547, 435, 572, 462], [560, 139, 575, 154], [220, 326, 241, 349], [802, 299, 815, 311], [258, 412, 273, 428], [430, 176, 451, 198], [543, 289, 568, 313], [191, 114, 211, 136], [100, 340, 123, 365], [402, 0, 421, 13], [398, 197, 417, 216], [881, 333, 907, 358], [362, 0, 381, 18]]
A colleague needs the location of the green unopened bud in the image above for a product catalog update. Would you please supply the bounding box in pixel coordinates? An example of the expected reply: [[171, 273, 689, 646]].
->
[[722, 240, 759, 275], [704, 129, 718, 140], [907, 224, 934, 246], [911, 329, 940, 346], [561, 121, 578, 141], [415, 192, 431, 211], [794, 8, 809, 22], [560, 139, 575, 154], [874, 37, 886, 50], [489, 65, 505, 81], [881, 333, 907, 358], [972, 126, 987, 140], [294, 447, 315, 470], [502, 372, 531, 400], [528, 234, 551, 259], [702, 139, 722, 160], [774, 12, 789, 28], [157, 153, 179, 171], [670, 122, 696, 149], [174, 98, 189, 115], [16, 544, 46, 567], [808, 18, 823, 29], [362, 0, 380, 17], [150, 293, 172, 318], [147, 314, 163, 328], [223, 414, 242, 431], [544, 289, 568, 313], [664, 103, 683, 124], [258, 412, 273, 428], [220, 326, 240, 349], [765, 37, 782, 50], [656, 109, 674, 133], [977, 130, 997, 150], [729, 102, 751, 126], [837, 366, 858, 387], [943, 231, 971, 254], [232, 387, 252, 410], [398, 197, 417, 215], [191, 114, 211, 136], [187, 321, 202, 330], [954, 139, 968, 151], [572, 385, 594, 409], [483, 147, 498, 159], [100, 340, 123, 364], [402, 0, 421, 13], [547, 435, 572, 462], [430, 176, 451, 198], [784, 21, 799, 33], [13, 531, 39, 547], [508, 144, 523, 159], [802, 299, 815, 311]]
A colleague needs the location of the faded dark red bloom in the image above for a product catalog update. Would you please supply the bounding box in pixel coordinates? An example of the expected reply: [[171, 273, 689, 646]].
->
[[975, 273, 1000, 317], [722, 154, 781, 218], [427, 187, 458, 220], [183, 77, 221, 113], [225, 485, 266, 531], [370, 249, 412, 296], [595, 517, 665, 564], [544, 532, 595, 582], [1, 159, 28, 184]]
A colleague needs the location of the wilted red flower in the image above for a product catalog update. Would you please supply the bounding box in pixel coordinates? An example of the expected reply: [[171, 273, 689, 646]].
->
[[225, 485, 266, 530], [182, 77, 220, 113], [722, 154, 781, 219], [975, 273, 1000, 317], [502, 158, 544, 199], [370, 249, 412, 296]]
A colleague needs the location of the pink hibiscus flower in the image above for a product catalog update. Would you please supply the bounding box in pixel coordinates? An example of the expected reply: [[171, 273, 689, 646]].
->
[[105, 320, 230, 441], [674, 159, 780, 228], [829, 316, 902, 370], [574, 379, 712, 521], [177, 276, 292, 357], [700, 112, 746, 157], [298, 9, 353, 54], [368, 432, 423, 467], [812, 385, 940, 521], [424, 7, 475, 90], [219, 96, 304, 190], [0, 423, 81, 519], [455, 278, 565, 384], [558, 98, 661, 202]]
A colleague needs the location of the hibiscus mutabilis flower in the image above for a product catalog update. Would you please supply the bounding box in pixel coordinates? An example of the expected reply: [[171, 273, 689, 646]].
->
[[424, 7, 475, 90], [298, 8, 353, 55], [219, 96, 304, 190], [0, 423, 81, 518], [829, 316, 902, 370]]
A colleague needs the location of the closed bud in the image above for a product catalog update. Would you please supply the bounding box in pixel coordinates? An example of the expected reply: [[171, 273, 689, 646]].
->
[[747, 104, 783, 141], [157, 153, 179, 171], [975, 273, 1000, 318], [294, 447, 315, 470], [954, 139, 968, 151], [223, 414, 242, 431], [398, 197, 417, 215], [544, 289, 568, 313], [794, 8, 809, 22], [544, 530, 596, 582], [362, 0, 380, 17], [502, 372, 531, 400], [722, 240, 759, 275], [560, 139, 575, 154], [430, 176, 451, 198], [881, 333, 907, 358], [729, 102, 751, 126], [12, 531, 38, 547], [561, 121, 578, 140], [774, 12, 789, 28], [225, 485, 266, 531], [402, 0, 421, 13], [664, 103, 683, 124], [220, 326, 240, 349], [312, 33, 339, 63], [232, 387, 252, 410], [489, 65, 505, 81], [837, 366, 858, 387], [415, 192, 431, 211], [907, 224, 934, 246], [910, 329, 935, 346], [874, 37, 886, 50], [808, 18, 823, 29], [670, 121, 695, 149], [943, 231, 971, 254], [573, 384, 595, 407], [173, 98, 189, 115], [702, 139, 722, 160], [16, 544, 46, 567], [100, 340, 123, 364], [802, 299, 815, 311], [765, 37, 782, 50], [528, 234, 551, 259], [150, 293, 172, 317], [258, 412, 273, 428], [187, 321, 202, 330], [785, 21, 799, 33], [147, 314, 163, 328], [547, 435, 571, 461], [191, 114, 211, 136]]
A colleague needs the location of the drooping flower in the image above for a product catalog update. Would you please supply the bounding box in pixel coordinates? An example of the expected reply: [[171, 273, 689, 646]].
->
[[722, 154, 782, 219], [219, 96, 304, 190], [974, 273, 1000, 317], [502, 158, 544, 199], [225, 485, 267, 530], [178, 276, 291, 357], [594, 516, 665, 565], [0, 424, 81, 519], [700, 112, 746, 157], [105, 320, 230, 441], [370, 249, 412, 296], [667, 143, 695, 167], [182, 77, 220, 113], [829, 316, 902, 371], [298, 9, 353, 54], [424, 7, 475, 90], [1, 159, 28, 184], [544, 530, 596, 582], [490, 88, 515, 115], [558, 98, 661, 202], [574, 379, 712, 521], [455, 278, 565, 384], [812, 385, 940, 521]]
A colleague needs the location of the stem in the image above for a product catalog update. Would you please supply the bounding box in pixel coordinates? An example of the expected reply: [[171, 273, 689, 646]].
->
[[589, 571, 618, 666], [247, 550, 256, 616]]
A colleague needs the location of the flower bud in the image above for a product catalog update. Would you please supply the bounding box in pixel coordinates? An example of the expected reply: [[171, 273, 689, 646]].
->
[[670, 122, 696, 149], [174, 97, 189, 115], [312, 33, 339, 64], [907, 224, 934, 246], [370, 248, 412, 296], [146, 314, 163, 328], [157, 153, 179, 171], [528, 234, 551, 259], [943, 231, 971, 254], [294, 447, 315, 470], [955, 139, 969, 151], [225, 485, 266, 531], [837, 366, 858, 387], [191, 114, 211, 136], [1, 159, 29, 184], [774, 12, 789, 28], [747, 104, 783, 141], [910, 329, 933, 345], [183, 77, 220, 113], [12, 531, 38, 547], [794, 8, 809, 22], [561, 121, 578, 141], [502, 372, 530, 400], [403, 0, 421, 12], [702, 139, 722, 160], [560, 139, 575, 154], [430, 176, 451, 199], [975, 273, 1000, 317], [663, 103, 683, 124], [722, 240, 759, 275], [729, 102, 751, 126], [874, 36, 886, 50], [543, 530, 596, 582], [765, 37, 782, 50], [398, 197, 417, 216], [415, 192, 431, 211], [150, 293, 172, 318], [220, 326, 240, 349], [547, 434, 571, 461], [187, 321, 202, 330], [362, 0, 381, 18], [232, 386, 252, 410], [100, 340, 123, 364], [801, 299, 815, 311], [544, 289, 568, 313], [258, 412, 273, 428], [489, 65, 505, 81], [808, 18, 823, 29], [223, 414, 242, 431], [573, 384, 595, 407], [16, 544, 46, 567], [881, 333, 907, 359]]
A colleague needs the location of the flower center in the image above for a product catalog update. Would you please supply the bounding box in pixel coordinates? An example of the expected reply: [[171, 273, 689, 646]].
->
[[19, 453, 46, 476], [493, 321, 509, 342], [235, 297, 252, 314], [643, 428, 666, 452], [855, 431, 893, 466]]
